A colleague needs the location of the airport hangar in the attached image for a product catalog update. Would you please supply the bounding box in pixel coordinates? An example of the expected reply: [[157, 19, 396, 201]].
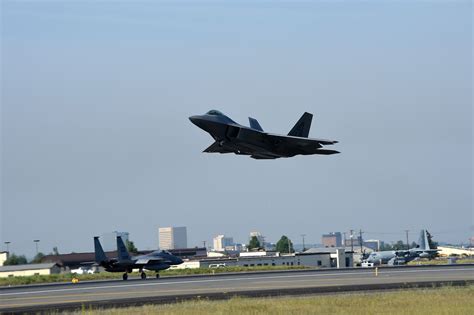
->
[[0, 263, 61, 278], [170, 248, 353, 270]]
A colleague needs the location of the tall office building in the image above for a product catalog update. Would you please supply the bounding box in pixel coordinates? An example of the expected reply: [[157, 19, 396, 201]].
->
[[159, 226, 187, 250], [100, 231, 130, 252], [213, 235, 234, 251], [322, 232, 342, 248]]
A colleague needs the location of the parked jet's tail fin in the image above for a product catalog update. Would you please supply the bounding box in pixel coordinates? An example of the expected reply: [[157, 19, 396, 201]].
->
[[94, 237, 108, 263], [418, 230, 431, 250], [249, 117, 264, 131], [117, 236, 131, 261], [288, 112, 313, 138]]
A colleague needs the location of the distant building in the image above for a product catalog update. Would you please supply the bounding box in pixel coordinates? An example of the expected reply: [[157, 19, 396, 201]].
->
[[344, 236, 363, 247], [168, 247, 206, 258], [0, 252, 8, 266], [100, 231, 129, 252], [170, 248, 354, 270], [0, 263, 61, 278], [437, 246, 474, 257], [322, 232, 342, 247], [42, 251, 117, 269], [213, 235, 234, 252], [363, 240, 381, 251], [159, 226, 187, 250]]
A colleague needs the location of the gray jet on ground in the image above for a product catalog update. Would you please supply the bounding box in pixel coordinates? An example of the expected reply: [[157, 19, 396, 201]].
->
[[365, 230, 439, 265], [94, 236, 183, 280], [189, 110, 339, 159]]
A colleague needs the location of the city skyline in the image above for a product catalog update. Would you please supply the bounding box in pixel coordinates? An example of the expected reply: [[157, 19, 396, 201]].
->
[[1, 226, 467, 259]]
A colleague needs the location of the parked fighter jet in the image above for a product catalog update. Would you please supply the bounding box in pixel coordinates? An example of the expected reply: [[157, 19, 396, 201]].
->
[[189, 110, 339, 159], [94, 236, 183, 280], [365, 230, 439, 265]]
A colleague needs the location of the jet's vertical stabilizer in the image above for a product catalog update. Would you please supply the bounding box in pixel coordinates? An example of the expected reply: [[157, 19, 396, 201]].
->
[[418, 230, 431, 250], [94, 237, 108, 263], [249, 117, 264, 131], [117, 236, 131, 261], [288, 112, 313, 138]]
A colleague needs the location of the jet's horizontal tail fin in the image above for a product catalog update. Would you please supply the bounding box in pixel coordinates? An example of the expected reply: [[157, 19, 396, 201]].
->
[[117, 236, 131, 261], [94, 237, 108, 263], [288, 112, 312, 138], [249, 117, 263, 131]]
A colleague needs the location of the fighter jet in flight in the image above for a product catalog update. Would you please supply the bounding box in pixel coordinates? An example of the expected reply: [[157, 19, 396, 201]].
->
[[94, 236, 183, 280], [189, 110, 339, 159]]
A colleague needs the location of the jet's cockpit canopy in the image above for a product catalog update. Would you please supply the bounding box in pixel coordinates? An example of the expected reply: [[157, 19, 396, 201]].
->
[[206, 110, 224, 116], [161, 250, 172, 255]]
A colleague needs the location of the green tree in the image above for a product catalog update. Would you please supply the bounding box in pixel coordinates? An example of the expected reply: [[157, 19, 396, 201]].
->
[[3, 254, 28, 265], [426, 230, 438, 249], [247, 236, 261, 250], [52, 247, 59, 256], [392, 240, 406, 250], [31, 252, 45, 264], [276, 235, 294, 253], [379, 243, 393, 251], [126, 240, 139, 254]]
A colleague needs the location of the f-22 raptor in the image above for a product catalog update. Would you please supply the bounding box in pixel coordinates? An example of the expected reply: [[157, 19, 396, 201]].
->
[[94, 236, 183, 280], [189, 110, 339, 159]]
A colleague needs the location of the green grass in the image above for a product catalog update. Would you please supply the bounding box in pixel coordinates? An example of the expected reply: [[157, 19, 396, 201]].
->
[[69, 285, 474, 315], [0, 266, 307, 287], [407, 257, 474, 265]]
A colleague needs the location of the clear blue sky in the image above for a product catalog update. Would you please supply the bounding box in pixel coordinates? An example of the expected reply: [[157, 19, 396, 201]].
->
[[1, 1, 472, 257]]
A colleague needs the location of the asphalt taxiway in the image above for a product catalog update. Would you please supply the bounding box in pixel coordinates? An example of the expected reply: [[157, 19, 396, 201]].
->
[[1, 265, 473, 313]]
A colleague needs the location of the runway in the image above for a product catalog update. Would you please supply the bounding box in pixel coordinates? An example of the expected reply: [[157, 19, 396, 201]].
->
[[1, 265, 473, 313]]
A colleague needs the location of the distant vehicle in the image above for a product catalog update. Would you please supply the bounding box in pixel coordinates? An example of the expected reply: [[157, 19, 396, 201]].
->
[[189, 110, 339, 159], [209, 263, 226, 268], [70, 266, 95, 275], [94, 236, 183, 280], [361, 261, 374, 268], [365, 230, 439, 265]]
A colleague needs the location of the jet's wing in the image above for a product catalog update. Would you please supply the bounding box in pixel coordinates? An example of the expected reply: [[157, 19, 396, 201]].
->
[[265, 133, 339, 155], [251, 154, 278, 160], [266, 133, 338, 146], [203, 142, 235, 154], [134, 257, 164, 265]]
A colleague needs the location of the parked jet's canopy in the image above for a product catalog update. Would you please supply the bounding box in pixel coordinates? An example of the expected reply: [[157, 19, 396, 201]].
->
[[189, 110, 339, 159]]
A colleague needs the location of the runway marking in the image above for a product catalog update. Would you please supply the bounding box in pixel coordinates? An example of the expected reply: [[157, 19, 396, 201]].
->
[[5, 272, 465, 302], [0, 277, 438, 309], [4, 276, 381, 302], [1, 272, 471, 309], [0, 267, 471, 299]]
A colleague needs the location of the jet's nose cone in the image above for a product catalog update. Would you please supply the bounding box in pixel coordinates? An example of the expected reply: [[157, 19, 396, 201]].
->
[[189, 115, 202, 125], [189, 115, 208, 130]]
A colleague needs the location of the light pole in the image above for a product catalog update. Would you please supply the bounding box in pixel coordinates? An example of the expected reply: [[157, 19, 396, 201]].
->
[[405, 230, 410, 250], [33, 239, 40, 255], [4, 241, 10, 253], [301, 234, 306, 252], [350, 230, 354, 252]]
